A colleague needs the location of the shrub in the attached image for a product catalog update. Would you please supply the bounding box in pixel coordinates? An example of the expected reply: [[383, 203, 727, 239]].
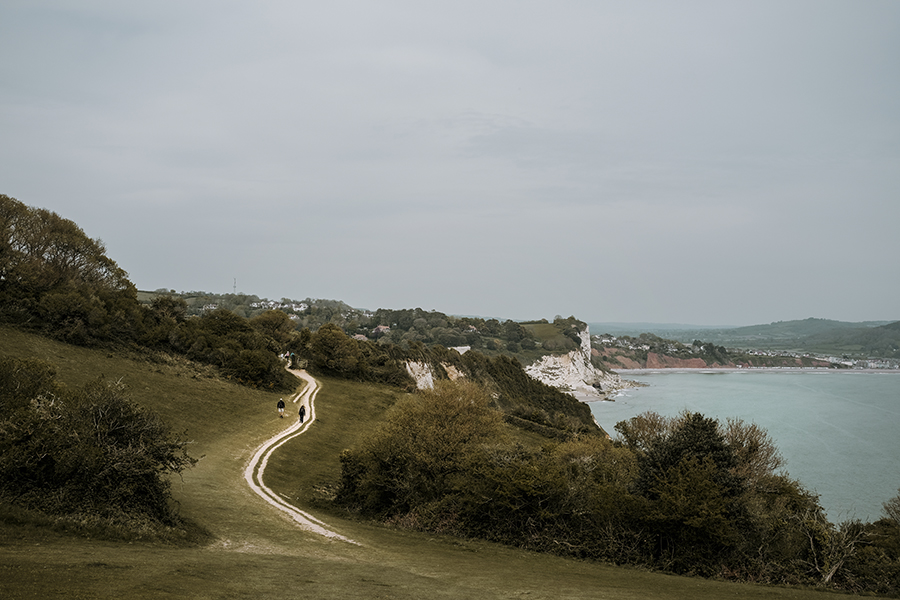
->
[[0, 356, 196, 526], [336, 380, 504, 517]]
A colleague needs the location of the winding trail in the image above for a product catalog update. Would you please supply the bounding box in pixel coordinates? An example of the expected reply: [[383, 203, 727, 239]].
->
[[0, 357, 841, 600], [242, 368, 358, 544]]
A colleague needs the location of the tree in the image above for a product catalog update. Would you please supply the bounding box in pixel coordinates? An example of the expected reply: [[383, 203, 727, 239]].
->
[[795, 509, 869, 585], [618, 412, 785, 492], [0, 194, 139, 344], [199, 308, 253, 338], [724, 417, 784, 488], [150, 295, 187, 323], [884, 489, 900, 526], [632, 412, 745, 573], [142, 295, 188, 347], [614, 411, 675, 454], [643, 455, 738, 572], [250, 309, 296, 347], [638, 412, 742, 496], [502, 320, 525, 342], [336, 380, 504, 517], [308, 322, 362, 375]]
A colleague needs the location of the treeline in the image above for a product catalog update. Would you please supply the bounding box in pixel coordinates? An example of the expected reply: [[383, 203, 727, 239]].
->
[[364, 308, 541, 353], [336, 382, 900, 594], [292, 323, 600, 435], [659, 318, 900, 360], [2, 195, 599, 431], [0, 195, 296, 390], [152, 290, 593, 360], [0, 356, 196, 535]]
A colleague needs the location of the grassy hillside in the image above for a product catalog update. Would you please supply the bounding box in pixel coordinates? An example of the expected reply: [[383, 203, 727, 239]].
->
[[0, 324, 286, 455], [802, 320, 900, 359], [0, 325, 849, 599]]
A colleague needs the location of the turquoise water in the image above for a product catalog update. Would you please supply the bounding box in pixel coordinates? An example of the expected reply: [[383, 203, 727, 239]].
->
[[588, 371, 900, 523]]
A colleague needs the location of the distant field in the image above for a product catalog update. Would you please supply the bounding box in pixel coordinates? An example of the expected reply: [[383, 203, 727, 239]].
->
[[0, 325, 846, 599], [522, 322, 576, 350]]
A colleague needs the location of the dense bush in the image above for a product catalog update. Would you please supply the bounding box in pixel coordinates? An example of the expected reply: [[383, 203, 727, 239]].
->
[[291, 322, 415, 388], [0, 356, 196, 527], [336, 390, 900, 592], [164, 308, 297, 389], [843, 516, 900, 594], [336, 380, 503, 517]]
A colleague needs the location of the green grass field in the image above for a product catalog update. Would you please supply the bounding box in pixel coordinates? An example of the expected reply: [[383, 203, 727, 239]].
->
[[0, 326, 851, 599]]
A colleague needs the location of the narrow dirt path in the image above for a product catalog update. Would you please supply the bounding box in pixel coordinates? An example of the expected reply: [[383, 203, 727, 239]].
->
[[0, 361, 837, 599], [242, 369, 357, 544]]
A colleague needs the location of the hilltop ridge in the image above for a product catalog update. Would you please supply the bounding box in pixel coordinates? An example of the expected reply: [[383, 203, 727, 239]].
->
[[137, 289, 899, 378], [590, 317, 900, 365]]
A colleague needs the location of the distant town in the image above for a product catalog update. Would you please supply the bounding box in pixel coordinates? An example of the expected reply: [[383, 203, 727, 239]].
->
[[594, 334, 899, 370], [150, 290, 900, 371]]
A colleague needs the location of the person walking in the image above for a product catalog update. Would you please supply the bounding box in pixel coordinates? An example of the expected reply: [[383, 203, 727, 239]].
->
[[277, 398, 285, 418], [298, 404, 306, 423]]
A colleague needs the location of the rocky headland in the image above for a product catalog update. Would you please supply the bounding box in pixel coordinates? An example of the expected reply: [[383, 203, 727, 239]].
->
[[523, 327, 632, 401]]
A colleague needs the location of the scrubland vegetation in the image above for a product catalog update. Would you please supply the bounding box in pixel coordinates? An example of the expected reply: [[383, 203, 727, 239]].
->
[[3, 193, 900, 597], [0, 356, 197, 539], [333, 381, 900, 593]]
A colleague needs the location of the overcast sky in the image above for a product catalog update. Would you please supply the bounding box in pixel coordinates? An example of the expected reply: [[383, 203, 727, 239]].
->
[[2, 1, 898, 326]]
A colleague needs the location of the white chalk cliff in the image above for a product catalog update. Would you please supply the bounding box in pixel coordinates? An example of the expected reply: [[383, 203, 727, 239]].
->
[[405, 361, 465, 390], [405, 326, 624, 400], [406, 361, 436, 390], [524, 327, 623, 400]]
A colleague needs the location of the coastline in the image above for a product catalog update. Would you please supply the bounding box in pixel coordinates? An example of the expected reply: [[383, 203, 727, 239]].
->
[[614, 367, 900, 375], [584, 366, 900, 523], [574, 366, 900, 404]]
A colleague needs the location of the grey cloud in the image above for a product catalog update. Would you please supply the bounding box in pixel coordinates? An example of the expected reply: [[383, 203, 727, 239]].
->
[[1, 1, 898, 325]]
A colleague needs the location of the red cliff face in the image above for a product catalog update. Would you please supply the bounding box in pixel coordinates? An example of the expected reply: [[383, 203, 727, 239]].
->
[[613, 355, 644, 369], [599, 347, 642, 369], [600, 348, 731, 369], [600, 346, 838, 371], [645, 352, 710, 369]]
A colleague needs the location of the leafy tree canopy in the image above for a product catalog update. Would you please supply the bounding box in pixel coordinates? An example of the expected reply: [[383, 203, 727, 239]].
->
[[1, 194, 140, 345]]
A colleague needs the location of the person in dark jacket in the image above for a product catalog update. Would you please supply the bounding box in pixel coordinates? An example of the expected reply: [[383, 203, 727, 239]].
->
[[277, 398, 285, 418], [298, 404, 306, 423]]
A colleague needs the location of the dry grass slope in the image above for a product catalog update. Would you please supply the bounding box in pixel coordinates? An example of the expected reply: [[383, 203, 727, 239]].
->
[[0, 325, 843, 599]]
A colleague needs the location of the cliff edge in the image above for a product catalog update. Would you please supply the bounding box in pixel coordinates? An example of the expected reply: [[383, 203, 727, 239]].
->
[[524, 327, 625, 401]]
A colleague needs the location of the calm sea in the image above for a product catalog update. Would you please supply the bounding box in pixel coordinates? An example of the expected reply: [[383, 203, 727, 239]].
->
[[588, 370, 900, 523]]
